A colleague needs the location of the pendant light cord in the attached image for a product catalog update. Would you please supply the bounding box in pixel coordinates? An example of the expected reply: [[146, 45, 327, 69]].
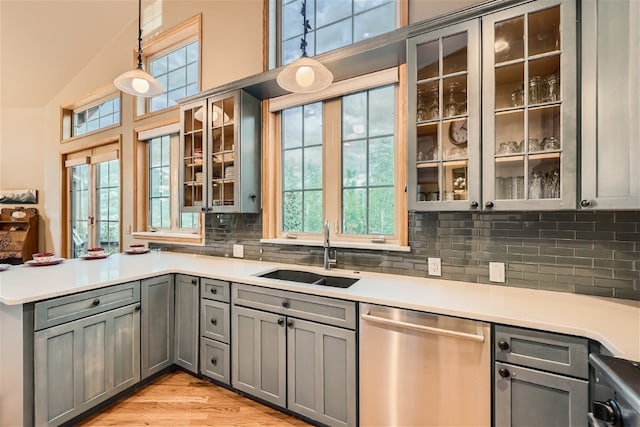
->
[[300, 0, 311, 58], [136, 0, 143, 69]]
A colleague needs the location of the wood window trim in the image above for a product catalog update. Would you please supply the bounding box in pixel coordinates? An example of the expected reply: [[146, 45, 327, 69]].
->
[[60, 85, 121, 143], [61, 137, 122, 257], [133, 121, 204, 245], [133, 14, 202, 121], [262, 65, 408, 249]]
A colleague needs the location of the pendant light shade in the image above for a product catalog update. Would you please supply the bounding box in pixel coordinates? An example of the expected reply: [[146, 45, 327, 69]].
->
[[277, 0, 333, 94], [276, 56, 333, 93], [113, 0, 164, 98]]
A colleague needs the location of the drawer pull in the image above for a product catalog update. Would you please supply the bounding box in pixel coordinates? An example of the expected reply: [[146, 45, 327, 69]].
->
[[277, 318, 285, 327], [210, 318, 217, 326], [281, 300, 290, 308], [92, 299, 100, 307], [211, 357, 218, 366], [210, 288, 217, 294], [497, 340, 509, 351], [191, 278, 198, 285], [498, 368, 510, 378]]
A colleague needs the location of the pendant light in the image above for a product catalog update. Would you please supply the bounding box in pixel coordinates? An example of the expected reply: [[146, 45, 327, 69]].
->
[[113, 0, 164, 97], [276, 0, 333, 93]]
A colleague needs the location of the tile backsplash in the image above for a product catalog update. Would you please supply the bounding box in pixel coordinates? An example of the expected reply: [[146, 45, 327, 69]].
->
[[152, 210, 640, 301]]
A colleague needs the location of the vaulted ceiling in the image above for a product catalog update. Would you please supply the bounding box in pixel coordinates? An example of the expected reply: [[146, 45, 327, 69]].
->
[[1, 0, 138, 108]]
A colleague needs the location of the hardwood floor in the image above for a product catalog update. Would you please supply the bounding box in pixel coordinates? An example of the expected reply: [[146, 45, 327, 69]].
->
[[78, 370, 311, 426]]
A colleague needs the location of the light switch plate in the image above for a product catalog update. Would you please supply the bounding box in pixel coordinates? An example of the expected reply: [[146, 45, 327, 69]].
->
[[233, 244, 244, 258], [428, 257, 441, 276], [489, 262, 505, 283]]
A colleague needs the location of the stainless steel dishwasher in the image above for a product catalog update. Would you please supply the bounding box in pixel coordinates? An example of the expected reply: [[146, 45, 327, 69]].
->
[[359, 303, 491, 426]]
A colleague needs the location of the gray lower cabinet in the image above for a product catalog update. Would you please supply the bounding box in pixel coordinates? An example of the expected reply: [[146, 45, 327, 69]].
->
[[34, 304, 140, 426], [141, 275, 175, 379], [174, 274, 200, 373], [493, 325, 589, 427], [232, 283, 357, 427]]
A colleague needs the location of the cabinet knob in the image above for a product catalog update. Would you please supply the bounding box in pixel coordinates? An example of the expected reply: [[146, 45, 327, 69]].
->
[[201, 207, 207, 212], [281, 300, 290, 308], [191, 278, 198, 285], [497, 340, 509, 351], [210, 288, 217, 294], [498, 368, 510, 378], [277, 318, 285, 327], [211, 357, 218, 366], [249, 194, 257, 202], [580, 199, 591, 208], [92, 298, 100, 307], [210, 318, 217, 326], [286, 319, 294, 328], [485, 201, 494, 209], [470, 201, 479, 209], [135, 304, 141, 312]]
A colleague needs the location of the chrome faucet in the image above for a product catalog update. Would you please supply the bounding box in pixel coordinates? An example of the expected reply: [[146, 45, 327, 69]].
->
[[323, 221, 337, 270]]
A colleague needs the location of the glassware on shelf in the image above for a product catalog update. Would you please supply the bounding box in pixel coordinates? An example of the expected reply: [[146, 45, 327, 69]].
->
[[544, 169, 560, 198], [528, 138, 542, 152], [427, 86, 440, 120], [511, 86, 524, 107], [417, 88, 428, 122], [546, 74, 560, 102], [529, 76, 545, 104], [529, 172, 543, 199], [542, 136, 560, 150], [444, 82, 460, 118]]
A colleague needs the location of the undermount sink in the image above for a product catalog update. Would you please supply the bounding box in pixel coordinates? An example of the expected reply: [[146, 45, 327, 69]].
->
[[257, 269, 359, 289]]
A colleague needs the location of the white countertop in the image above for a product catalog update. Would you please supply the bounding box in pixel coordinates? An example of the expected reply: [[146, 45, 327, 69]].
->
[[1, 251, 639, 360]]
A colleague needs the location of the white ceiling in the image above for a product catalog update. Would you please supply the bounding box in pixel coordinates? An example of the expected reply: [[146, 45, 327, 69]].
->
[[1, 0, 138, 108]]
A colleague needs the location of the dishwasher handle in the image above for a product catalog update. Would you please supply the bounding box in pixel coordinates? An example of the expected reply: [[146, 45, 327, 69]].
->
[[361, 312, 486, 343]]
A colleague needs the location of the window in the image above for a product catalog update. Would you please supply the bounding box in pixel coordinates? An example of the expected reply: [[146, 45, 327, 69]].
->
[[135, 124, 200, 242], [64, 142, 121, 258], [136, 15, 201, 117], [73, 96, 120, 137], [147, 133, 199, 230], [277, 0, 400, 66], [148, 41, 199, 112], [266, 69, 406, 248]]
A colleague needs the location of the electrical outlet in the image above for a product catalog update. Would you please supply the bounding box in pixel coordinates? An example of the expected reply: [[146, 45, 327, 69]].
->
[[489, 262, 505, 283], [428, 257, 441, 276], [233, 244, 244, 258]]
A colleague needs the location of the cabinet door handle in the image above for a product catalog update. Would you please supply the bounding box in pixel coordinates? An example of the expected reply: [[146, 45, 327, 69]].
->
[[497, 340, 509, 351], [498, 368, 510, 378], [580, 199, 591, 208], [210, 288, 217, 294], [286, 319, 294, 328], [470, 201, 479, 209], [485, 201, 494, 208], [92, 298, 100, 307], [210, 318, 217, 326], [211, 357, 218, 366], [281, 300, 290, 308], [277, 318, 285, 327]]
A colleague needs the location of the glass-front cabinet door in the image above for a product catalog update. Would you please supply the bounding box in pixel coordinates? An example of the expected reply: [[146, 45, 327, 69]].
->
[[207, 93, 237, 211], [482, 0, 576, 210], [408, 20, 481, 211], [180, 99, 207, 212]]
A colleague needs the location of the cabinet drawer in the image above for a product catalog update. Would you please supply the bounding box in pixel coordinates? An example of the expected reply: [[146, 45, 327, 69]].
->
[[200, 337, 230, 385], [201, 299, 230, 343], [201, 278, 230, 303], [494, 325, 589, 379], [232, 283, 356, 329], [35, 281, 140, 331]]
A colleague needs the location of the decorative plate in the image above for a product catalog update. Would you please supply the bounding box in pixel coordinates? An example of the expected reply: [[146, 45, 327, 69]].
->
[[124, 249, 150, 255], [80, 253, 110, 260], [25, 258, 65, 267]]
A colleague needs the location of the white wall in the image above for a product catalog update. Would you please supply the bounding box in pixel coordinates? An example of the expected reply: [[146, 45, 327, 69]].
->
[[410, 0, 486, 23], [31, 0, 264, 254]]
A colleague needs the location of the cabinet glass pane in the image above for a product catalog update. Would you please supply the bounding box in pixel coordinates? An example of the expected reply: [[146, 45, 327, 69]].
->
[[443, 32, 467, 75], [417, 81, 439, 122], [529, 154, 560, 199], [416, 40, 439, 81], [183, 105, 205, 209], [529, 56, 560, 104], [495, 63, 524, 110], [212, 181, 234, 206], [417, 164, 439, 201], [417, 123, 439, 162], [495, 110, 524, 155], [444, 161, 468, 201], [496, 157, 524, 200], [528, 6, 560, 56], [528, 106, 561, 151], [494, 16, 524, 63]]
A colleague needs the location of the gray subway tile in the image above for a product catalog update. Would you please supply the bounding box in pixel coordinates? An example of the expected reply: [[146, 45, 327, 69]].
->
[[594, 277, 635, 290], [613, 289, 640, 301], [540, 282, 576, 293], [575, 285, 614, 297]]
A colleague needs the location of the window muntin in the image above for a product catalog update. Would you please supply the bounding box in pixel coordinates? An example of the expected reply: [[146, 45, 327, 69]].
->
[[149, 40, 199, 112], [282, 102, 324, 232], [342, 86, 395, 235], [280, 0, 398, 66], [72, 96, 120, 137]]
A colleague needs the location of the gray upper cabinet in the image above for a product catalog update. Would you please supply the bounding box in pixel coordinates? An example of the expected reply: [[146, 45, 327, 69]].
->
[[34, 304, 140, 426], [174, 274, 199, 373], [407, 19, 481, 211], [180, 89, 261, 213], [580, 0, 640, 209], [482, 0, 577, 210], [141, 275, 174, 379]]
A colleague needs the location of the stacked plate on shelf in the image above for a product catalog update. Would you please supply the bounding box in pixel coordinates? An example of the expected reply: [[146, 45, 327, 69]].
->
[[224, 166, 234, 179]]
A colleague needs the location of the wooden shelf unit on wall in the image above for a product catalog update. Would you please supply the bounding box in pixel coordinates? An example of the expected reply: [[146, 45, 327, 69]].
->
[[0, 207, 39, 264]]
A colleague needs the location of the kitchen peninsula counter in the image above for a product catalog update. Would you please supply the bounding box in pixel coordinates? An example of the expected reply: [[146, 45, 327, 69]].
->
[[1, 251, 639, 360]]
